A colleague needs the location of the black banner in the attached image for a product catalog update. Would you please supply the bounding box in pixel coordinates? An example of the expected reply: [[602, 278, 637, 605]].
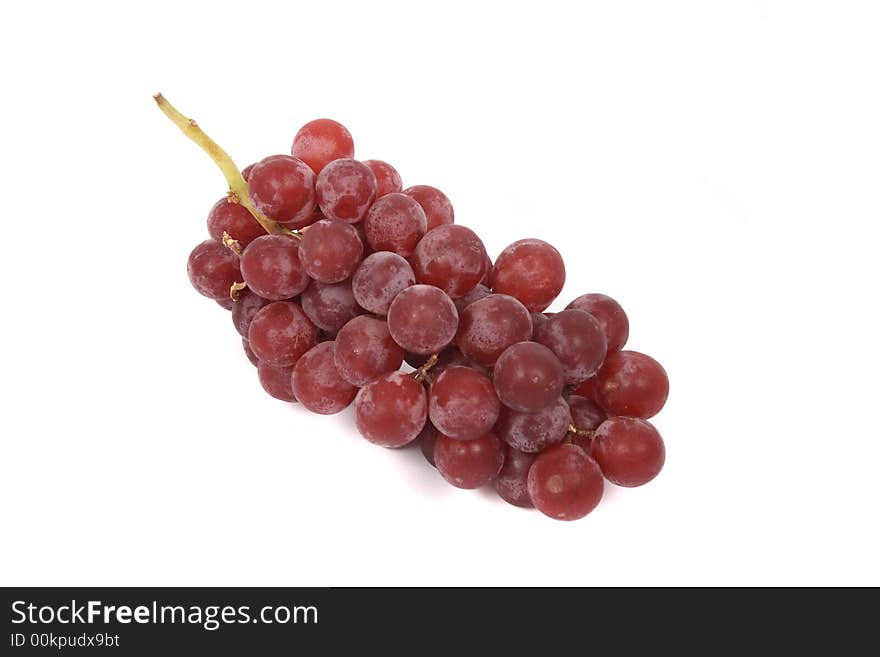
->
[[0, 587, 872, 653]]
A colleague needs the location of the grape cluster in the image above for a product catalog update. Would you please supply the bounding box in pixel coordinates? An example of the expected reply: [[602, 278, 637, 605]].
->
[[184, 117, 669, 521]]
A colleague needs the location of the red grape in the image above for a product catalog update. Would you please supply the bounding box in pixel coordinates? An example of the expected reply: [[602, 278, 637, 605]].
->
[[491, 238, 565, 312], [434, 432, 504, 489], [363, 193, 427, 257], [242, 338, 259, 367], [315, 159, 377, 223], [240, 234, 310, 301], [206, 197, 266, 247], [300, 278, 363, 333], [247, 155, 316, 224], [480, 252, 493, 285], [428, 366, 500, 440], [248, 301, 317, 367], [566, 293, 629, 353], [291, 119, 355, 174], [418, 422, 439, 467], [216, 297, 235, 311], [567, 395, 607, 452], [411, 225, 488, 299], [403, 185, 454, 231], [298, 219, 364, 284], [231, 288, 272, 338], [187, 239, 241, 301], [534, 309, 607, 384], [592, 417, 665, 487], [493, 342, 564, 413], [494, 397, 571, 453], [593, 350, 669, 418], [257, 361, 297, 402], [453, 284, 492, 315], [572, 377, 597, 401], [530, 312, 548, 332], [568, 395, 607, 431], [363, 159, 402, 197], [355, 372, 427, 448], [351, 251, 415, 315], [351, 221, 370, 255], [292, 341, 357, 414], [494, 446, 537, 508], [241, 162, 256, 181], [528, 444, 604, 521], [455, 294, 532, 367], [387, 284, 458, 355], [333, 315, 403, 387]]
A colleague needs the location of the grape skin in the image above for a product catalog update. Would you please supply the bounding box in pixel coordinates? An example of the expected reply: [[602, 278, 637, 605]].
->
[[248, 301, 317, 367], [593, 350, 669, 418], [411, 225, 488, 299], [301, 278, 363, 333], [591, 417, 665, 487], [363, 159, 402, 198], [207, 197, 266, 247], [355, 372, 427, 448], [494, 396, 571, 453], [428, 366, 500, 441], [187, 239, 241, 301], [333, 315, 404, 387], [363, 193, 427, 258], [387, 285, 459, 355], [231, 288, 272, 338], [572, 377, 597, 401], [566, 293, 629, 353], [240, 234, 310, 301], [434, 432, 504, 489], [418, 422, 439, 467], [453, 284, 491, 315], [351, 251, 415, 316], [257, 361, 297, 402], [534, 309, 608, 385], [315, 159, 377, 224], [568, 395, 607, 431], [494, 446, 537, 508], [493, 342, 565, 413], [247, 155, 316, 224], [403, 185, 454, 231], [455, 294, 532, 367], [527, 444, 604, 521], [298, 219, 364, 284], [490, 238, 565, 312], [291, 119, 355, 174], [530, 312, 548, 333], [242, 338, 259, 367], [292, 342, 357, 414], [480, 252, 493, 285]]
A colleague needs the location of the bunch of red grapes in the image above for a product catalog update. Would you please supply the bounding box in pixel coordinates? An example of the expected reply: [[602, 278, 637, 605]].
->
[[186, 118, 669, 521]]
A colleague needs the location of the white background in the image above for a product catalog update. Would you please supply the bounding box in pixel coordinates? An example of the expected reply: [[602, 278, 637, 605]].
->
[[1, 1, 878, 586]]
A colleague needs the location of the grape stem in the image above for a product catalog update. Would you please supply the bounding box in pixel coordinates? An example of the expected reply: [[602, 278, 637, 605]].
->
[[229, 281, 247, 301], [152, 93, 301, 240], [413, 353, 439, 383], [221, 231, 243, 256], [568, 424, 594, 439]]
